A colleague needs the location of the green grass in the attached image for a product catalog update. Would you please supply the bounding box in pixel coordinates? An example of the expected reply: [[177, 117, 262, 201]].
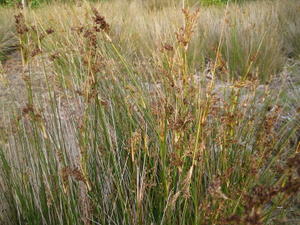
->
[[0, 0, 299, 224]]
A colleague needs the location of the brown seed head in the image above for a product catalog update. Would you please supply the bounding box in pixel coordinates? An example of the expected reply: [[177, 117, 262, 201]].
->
[[92, 8, 110, 33], [46, 28, 55, 35], [161, 43, 174, 52], [14, 12, 29, 35]]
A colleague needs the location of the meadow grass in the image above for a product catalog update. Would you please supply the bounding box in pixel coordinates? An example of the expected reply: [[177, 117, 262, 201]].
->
[[0, 0, 299, 224], [27, 0, 300, 82]]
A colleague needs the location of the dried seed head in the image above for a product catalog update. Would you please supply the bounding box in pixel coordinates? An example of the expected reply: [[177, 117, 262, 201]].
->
[[71, 168, 87, 183], [22, 103, 34, 115], [61, 167, 87, 184], [92, 7, 110, 33], [46, 28, 54, 35], [83, 29, 97, 49], [31, 47, 42, 57], [176, 8, 200, 49], [21, 103, 42, 121], [161, 43, 174, 52], [14, 12, 29, 35]]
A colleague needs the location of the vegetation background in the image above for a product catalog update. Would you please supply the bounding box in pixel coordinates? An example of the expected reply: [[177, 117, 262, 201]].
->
[[0, 0, 253, 8]]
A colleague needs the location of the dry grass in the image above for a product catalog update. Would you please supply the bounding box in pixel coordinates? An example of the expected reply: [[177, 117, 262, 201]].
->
[[28, 0, 300, 81], [0, 8, 17, 61]]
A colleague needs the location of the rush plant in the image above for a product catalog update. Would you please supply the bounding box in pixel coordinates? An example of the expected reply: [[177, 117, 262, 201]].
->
[[0, 1, 299, 225]]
